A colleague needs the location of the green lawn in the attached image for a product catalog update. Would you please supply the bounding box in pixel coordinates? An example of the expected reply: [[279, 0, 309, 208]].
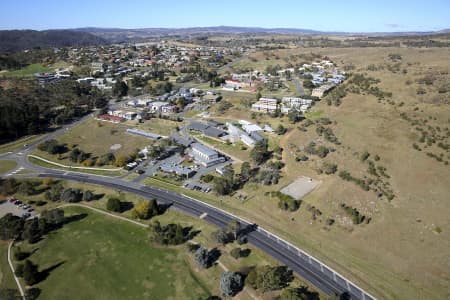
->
[[16, 206, 212, 300], [2, 64, 52, 77], [0, 242, 18, 292], [32, 117, 153, 168], [0, 160, 17, 174]]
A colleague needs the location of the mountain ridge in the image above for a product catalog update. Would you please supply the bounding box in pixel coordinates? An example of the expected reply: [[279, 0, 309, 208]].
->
[[0, 29, 108, 52]]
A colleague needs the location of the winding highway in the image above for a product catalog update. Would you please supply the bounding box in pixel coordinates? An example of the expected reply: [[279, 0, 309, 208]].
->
[[0, 115, 376, 300]]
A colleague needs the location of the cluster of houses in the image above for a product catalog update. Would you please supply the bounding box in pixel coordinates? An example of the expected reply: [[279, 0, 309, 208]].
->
[[186, 119, 273, 148], [76, 76, 117, 90], [251, 96, 314, 114], [224, 59, 346, 98], [126, 99, 178, 114]]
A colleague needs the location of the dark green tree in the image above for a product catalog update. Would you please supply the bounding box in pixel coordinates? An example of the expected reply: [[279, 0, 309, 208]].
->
[[220, 271, 243, 297], [106, 197, 122, 212]]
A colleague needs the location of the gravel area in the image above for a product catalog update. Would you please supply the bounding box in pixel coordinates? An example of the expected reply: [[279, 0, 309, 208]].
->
[[280, 176, 320, 200]]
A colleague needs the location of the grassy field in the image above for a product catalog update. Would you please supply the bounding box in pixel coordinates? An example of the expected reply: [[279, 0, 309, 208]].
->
[[7, 179, 320, 300], [0, 241, 18, 292], [15, 206, 212, 300], [125, 118, 180, 136], [202, 47, 450, 300], [32, 117, 153, 167], [2, 64, 52, 77], [0, 134, 45, 154], [0, 160, 17, 174], [28, 156, 125, 177]]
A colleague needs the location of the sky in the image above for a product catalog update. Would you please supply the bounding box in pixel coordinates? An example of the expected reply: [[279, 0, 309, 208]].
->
[[0, 0, 449, 32]]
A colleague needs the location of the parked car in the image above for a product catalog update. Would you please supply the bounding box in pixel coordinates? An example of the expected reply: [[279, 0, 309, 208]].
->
[[27, 208, 34, 212], [135, 169, 145, 174]]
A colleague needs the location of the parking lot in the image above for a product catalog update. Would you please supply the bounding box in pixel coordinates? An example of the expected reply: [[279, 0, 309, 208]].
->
[[0, 197, 38, 219]]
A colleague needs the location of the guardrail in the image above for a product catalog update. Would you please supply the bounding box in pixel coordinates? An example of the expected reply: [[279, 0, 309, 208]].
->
[[182, 193, 376, 300]]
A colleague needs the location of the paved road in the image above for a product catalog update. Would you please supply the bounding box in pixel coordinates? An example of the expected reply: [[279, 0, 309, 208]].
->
[[0, 114, 376, 300], [292, 77, 305, 96], [18, 170, 372, 300]]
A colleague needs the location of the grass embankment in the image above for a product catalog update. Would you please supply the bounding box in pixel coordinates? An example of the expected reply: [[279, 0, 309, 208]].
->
[[28, 157, 125, 177], [125, 118, 180, 136], [0, 241, 18, 292], [207, 47, 450, 300], [0, 135, 45, 154], [8, 178, 321, 299], [2, 64, 52, 77], [31, 117, 153, 168], [16, 206, 211, 300], [0, 160, 17, 174]]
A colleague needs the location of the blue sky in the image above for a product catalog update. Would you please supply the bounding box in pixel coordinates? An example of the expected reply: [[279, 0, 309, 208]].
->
[[0, 0, 449, 32]]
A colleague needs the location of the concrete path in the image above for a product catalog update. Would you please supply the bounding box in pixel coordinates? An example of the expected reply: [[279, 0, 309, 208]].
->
[[7, 240, 26, 300]]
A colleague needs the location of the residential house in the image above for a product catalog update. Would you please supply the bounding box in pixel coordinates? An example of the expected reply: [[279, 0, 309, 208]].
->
[[312, 84, 335, 98], [97, 114, 124, 123], [251, 97, 278, 113], [150, 101, 170, 113], [161, 105, 177, 114]]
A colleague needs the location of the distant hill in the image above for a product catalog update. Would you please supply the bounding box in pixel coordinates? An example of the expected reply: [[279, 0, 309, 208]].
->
[[0, 30, 108, 52], [74, 26, 450, 43], [73, 26, 325, 42]]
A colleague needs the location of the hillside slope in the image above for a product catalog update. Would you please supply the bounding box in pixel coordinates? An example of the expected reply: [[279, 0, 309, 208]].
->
[[0, 30, 108, 52]]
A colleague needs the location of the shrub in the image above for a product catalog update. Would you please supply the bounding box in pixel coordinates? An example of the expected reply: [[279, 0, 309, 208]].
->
[[220, 271, 243, 297], [194, 246, 211, 269], [230, 248, 242, 259], [60, 188, 83, 203], [131, 199, 159, 219], [106, 197, 122, 212], [274, 191, 300, 212], [360, 151, 370, 162], [322, 162, 337, 174], [246, 265, 293, 292], [148, 220, 189, 246], [201, 174, 214, 183]]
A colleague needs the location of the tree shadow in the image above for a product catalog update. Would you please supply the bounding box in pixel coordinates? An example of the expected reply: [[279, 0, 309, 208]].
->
[[15, 247, 40, 261], [157, 203, 172, 215], [37, 261, 65, 283], [209, 248, 221, 265], [241, 248, 251, 257], [185, 226, 201, 241], [94, 193, 105, 200], [296, 286, 320, 300], [119, 201, 134, 213], [25, 287, 41, 300], [63, 213, 88, 225]]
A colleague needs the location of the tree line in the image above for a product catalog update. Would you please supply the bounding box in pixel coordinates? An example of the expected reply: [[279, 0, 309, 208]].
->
[[0, 79, 108, 142]]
